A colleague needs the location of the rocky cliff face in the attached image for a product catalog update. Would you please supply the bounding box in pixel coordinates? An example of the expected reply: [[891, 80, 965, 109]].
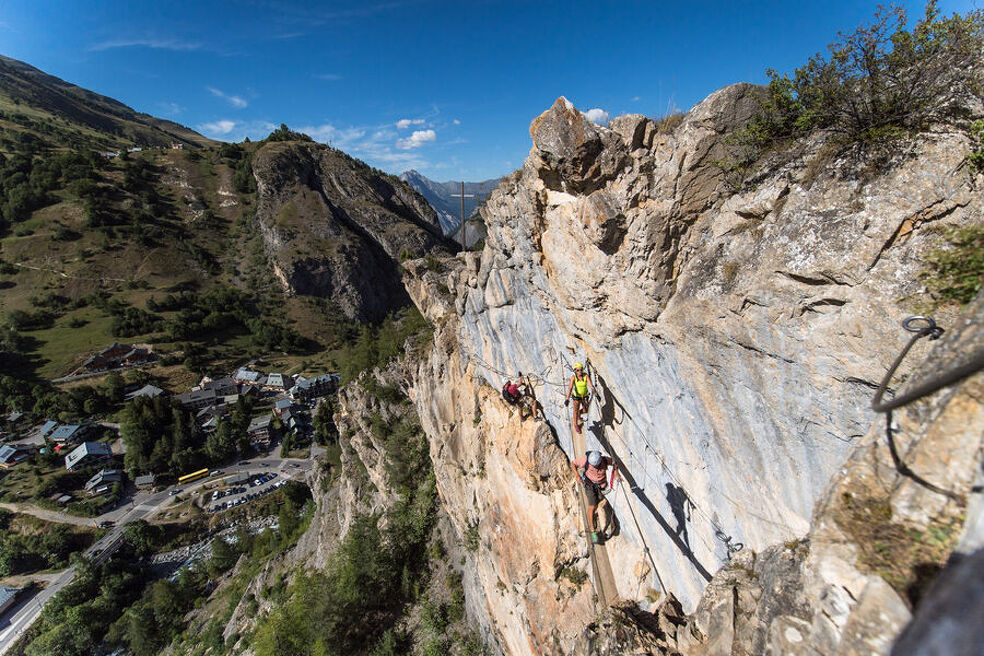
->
[[403, 87, 984, 654], [252, 142, 450, 321], [675, 292, 984, 656]]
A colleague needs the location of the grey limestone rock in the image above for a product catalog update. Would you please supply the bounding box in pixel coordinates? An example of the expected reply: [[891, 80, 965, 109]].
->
[[403, 85, 984, 655]]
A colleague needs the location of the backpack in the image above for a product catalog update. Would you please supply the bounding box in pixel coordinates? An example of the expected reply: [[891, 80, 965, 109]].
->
[[581, 451, 609, 489], [502, 382, 518, 404]]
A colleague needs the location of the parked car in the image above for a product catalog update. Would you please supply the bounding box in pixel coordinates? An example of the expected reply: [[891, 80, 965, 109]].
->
[[169, 489, 181, 496], [98, 520, 114, 528]]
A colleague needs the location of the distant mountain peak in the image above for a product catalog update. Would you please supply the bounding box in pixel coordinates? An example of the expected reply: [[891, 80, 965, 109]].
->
[[399, 169, 504, 235]]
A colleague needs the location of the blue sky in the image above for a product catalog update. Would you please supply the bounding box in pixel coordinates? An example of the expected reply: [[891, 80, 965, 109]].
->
[[0, 0, 976, 180]]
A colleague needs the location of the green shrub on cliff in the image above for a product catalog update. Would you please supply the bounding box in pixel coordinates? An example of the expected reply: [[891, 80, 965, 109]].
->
[[721, 2, 984, 179], [922, 225, 984, 305]]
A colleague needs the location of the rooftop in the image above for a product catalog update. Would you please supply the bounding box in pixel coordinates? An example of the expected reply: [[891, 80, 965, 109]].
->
[[0, 444, 27, 464], [247, 414, 273, 432], [125, 384, 165, 400], [234, 368, 263, 382], [65, 441, 112, 469], [49, 423, 85, 441], [85, 468, 124, 491], [0, 585, 20, 607]]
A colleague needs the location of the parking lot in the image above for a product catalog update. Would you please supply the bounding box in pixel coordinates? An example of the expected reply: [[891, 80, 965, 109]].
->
[[205, 472, 287, 513]]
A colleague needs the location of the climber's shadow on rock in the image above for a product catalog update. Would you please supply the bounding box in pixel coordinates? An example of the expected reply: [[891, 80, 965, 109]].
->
[[590, 371, 713, 582], [665, 482, 693, 549]]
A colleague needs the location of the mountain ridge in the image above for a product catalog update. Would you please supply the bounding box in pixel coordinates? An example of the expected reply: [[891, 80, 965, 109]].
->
[[0, 53, 214, 151]]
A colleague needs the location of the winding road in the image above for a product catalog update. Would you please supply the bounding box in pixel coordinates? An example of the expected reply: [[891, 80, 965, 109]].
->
[[0, 452, 316, 655]]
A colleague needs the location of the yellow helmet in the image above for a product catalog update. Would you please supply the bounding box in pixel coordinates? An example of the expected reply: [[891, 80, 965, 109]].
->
[[574, 362, 584, 370]]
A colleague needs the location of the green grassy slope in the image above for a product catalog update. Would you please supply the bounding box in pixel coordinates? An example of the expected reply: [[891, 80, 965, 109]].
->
[[0, 54, 214, 152]]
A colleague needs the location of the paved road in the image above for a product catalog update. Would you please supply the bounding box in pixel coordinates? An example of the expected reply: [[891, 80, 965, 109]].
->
[[0, 498, 161, 655], [0, 454, 314, 655]]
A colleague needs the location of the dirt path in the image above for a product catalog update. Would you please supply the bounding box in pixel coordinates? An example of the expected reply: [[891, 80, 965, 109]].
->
[[0, 502, 96, 528], [12, 262, 130, 283]]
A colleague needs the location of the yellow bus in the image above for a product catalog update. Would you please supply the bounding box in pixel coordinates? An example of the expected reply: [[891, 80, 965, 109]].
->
[[177, 468, 210, 485]]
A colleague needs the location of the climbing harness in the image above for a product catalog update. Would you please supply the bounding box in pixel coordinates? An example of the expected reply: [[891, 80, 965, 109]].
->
[[872, 315, 984, 412]]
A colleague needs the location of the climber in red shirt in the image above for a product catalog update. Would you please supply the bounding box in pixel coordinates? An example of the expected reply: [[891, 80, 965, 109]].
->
[[502, 375, 544, 422]]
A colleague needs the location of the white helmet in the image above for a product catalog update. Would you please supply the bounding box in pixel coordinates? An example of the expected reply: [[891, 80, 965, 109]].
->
[[587, 451, 602, 467]]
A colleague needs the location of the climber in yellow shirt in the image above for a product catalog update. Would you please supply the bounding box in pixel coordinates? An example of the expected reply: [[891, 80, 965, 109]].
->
[[564, 362, 595, 434]]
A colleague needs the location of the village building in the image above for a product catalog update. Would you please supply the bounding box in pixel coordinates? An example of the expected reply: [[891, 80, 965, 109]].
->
[[273, 398, 294, 416], [0, 585, 22, 616], [65, 441, 112, 471], [77, 343, 154, 374], [0, 444, 30, 468], [175, 388, 218, 411], [135, 474, 157, 488], [40, 419, 59, 438], [84, 468, 124, 496], [48, 423, 91, 444], [289, 373, 339, 401], [121, 347, 153, 366], [247, 414, 274, 450], [200, 377, 239, 396], [263, 373, 293, 392], [124, 384, 167, 401], [281, 408, 306, 433], [4, 411, 28, 432], [233, 367, 265, 385]]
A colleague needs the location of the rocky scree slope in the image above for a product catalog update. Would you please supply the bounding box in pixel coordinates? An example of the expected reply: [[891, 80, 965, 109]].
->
[[401, 86, 984, 654], [252, 141, 452, 322]]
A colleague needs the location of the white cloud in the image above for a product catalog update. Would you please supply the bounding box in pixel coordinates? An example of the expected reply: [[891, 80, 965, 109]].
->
[[631, 96, 641, 102], [157, 102, 184, 116], [584, 108, 610, 125], [207, 87, 248, 109], [89, 37, 201, 52], [396, 118, 425, 129], [198, 120, 237, 136], [297, 124, 366, 145], [314, 73, 343, 80], [396, 129, 436, 150], [452, 119, 461, 125]]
